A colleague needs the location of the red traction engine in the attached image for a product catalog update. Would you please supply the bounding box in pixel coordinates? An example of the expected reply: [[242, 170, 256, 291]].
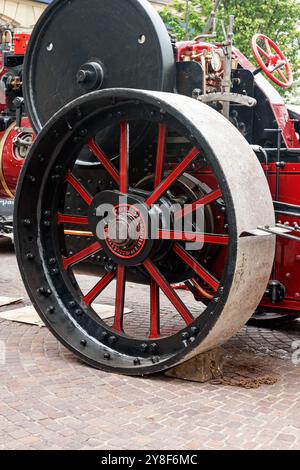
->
[[0, 28, 33, 236], [7, 0, 300, 375]]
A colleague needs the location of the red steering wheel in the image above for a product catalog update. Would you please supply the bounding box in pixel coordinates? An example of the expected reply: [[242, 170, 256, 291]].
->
[[252, 34, 293, 88]]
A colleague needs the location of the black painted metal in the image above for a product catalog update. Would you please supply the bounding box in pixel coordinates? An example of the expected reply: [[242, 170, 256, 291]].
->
[[274, 201, 300, 217], [23, 0, 175, 133], [176, 61, 204, 97]]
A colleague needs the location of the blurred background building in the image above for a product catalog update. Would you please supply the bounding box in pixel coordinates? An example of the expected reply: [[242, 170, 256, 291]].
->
[[0, 0, 172, 30]]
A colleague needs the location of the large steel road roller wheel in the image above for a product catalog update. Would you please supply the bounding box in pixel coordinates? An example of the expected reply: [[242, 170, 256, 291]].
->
[[15, 89, 276, 375]]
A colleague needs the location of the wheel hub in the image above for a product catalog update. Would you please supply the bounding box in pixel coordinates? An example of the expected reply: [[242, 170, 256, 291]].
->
[[88, 190, 156, 266], [104, 204, 147, 259]]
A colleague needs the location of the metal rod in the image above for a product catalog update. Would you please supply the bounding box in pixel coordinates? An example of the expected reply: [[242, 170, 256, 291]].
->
[[275, 130, 282, 201], [275, 223, 295, 232], [258, 226, 300, 243], [264, 128, 283, 201], [263, 148, 299, 152], [221, 16, 234, 119], [203, 0, 221, 35], [276, 223, 300, 233]]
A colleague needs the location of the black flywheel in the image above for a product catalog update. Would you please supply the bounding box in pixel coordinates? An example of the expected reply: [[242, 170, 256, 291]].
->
[[23, 0, 175, 133]]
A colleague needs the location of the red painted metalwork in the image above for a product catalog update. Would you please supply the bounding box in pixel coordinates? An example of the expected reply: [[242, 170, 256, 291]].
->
[[233, 48, 299, 149], [252, 34, 293, 88], [143, 258, 194, 325], [113, 265, 126, 332], [63, 242, 102, 270], [87, 138, 120, 186], [13, 34, 30, 56], [158, 230, 229, 245], [83, 272, 115, 306], [149, 280, 160, 339], [103, 204, 147, 260], [119, 122, 129, 194], [173, 243, 220, 291], [175, 188, 222, 221], [65, 173, 92, 205], [154, 124, 167, 187], [0, 118, 34, 198], [57, 214, 88, 225], [146, 147, 200, 206]]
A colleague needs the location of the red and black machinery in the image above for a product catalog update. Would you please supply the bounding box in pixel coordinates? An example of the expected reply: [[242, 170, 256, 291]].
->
[[0, 27, 33, 236], [1, 0, 300, 375]]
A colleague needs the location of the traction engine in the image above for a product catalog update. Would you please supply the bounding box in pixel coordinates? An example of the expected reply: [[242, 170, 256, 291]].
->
[[3, 0, 300, 375]]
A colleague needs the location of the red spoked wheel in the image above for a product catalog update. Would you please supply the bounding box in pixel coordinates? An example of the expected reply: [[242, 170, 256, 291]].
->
[[252, 34, 293, 88], [14, 89, 275, 375]]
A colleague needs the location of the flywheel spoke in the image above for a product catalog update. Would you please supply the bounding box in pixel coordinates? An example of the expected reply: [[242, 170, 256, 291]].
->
[[63, 241, 102, 270], [175, 188, 222, 220], [83, 272, 115, 306], [154, 124, 167, 187], [144, 259, 194, 326], [145, 147, 200, 207], [149, 280, 160, 339], [88, 138, 120, 186], [66, 173, 92, 205], [120, 122, 129, 193], [173, 243, 220, 291], [57, 214, 89, 225], [157, 230, 229, 245], [112, 265, 126, 332]]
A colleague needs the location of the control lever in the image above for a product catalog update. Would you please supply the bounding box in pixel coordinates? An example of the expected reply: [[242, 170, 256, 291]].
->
[[13, 97, 24, 128]]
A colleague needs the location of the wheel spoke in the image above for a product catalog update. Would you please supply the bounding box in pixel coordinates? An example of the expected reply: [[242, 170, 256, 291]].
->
[[145, 147, 200, 207], [257, 45, 269, 60], [120, 122, 129, 193], [144, 259, 194, 326], [264, 37, 272, 56], [66, 173, 92, 206], [149, 280, 160, 339], [88, 138, 120, 186], [173, 243, 219, 291], [83, 272, 115, 306], [112, 265, 126, 332], [63, 241, 102, 270], [154, 124, 167, 187], [175, 188, 222, 221], [57, 214, 88, 225], [277, 68, 288, 83], [64, 230, 93, 237], [157, 230, 229, 245]]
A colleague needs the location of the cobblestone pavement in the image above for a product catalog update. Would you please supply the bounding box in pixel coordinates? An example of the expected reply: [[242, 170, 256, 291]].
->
[[0, 238, 300, 450]]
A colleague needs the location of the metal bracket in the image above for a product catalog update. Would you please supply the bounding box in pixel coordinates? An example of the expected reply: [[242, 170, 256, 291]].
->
[[256, 224, 300, 242], [198, 92, 257, 108]]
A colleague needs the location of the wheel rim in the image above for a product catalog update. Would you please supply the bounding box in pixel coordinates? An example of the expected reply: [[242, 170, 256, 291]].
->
[[15, 89, 275, 374]]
